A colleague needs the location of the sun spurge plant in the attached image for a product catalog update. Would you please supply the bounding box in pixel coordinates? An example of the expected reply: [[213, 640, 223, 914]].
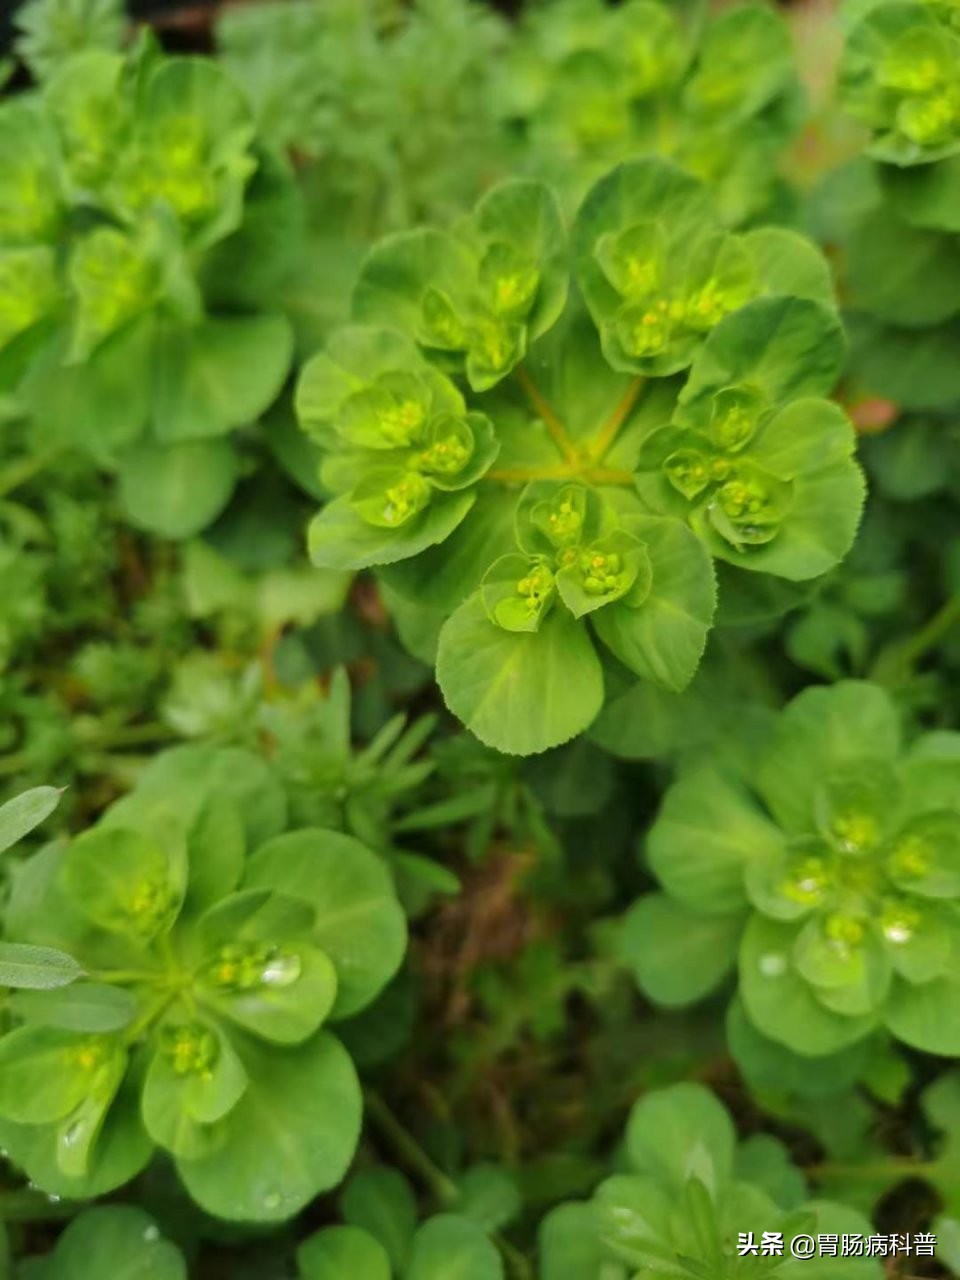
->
[[831, 0, 960, 470], [0, 34, 296, 537], [501, 0, 803, 224], [539, 1082, 881, 1279], [0, 748, 405, 1220], [626, 681, 960, 1065], [298, 160, 863, 755], [839, 0, 960, 165]]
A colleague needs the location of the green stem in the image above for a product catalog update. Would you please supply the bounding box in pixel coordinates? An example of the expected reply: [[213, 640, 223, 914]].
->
[[514, 365, 580, 465], [364, 1089, 459, 1205], [871, 593, 960, 685], [88, 969, 162, 985], [363, 1092, 533, 1279], [494, 1231, 534, 1280], [898, 594, 960, 668]]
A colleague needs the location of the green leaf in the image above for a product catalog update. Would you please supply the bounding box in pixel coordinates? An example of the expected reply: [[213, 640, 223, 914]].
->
[[885, 970, 960, 1055], [407, 1214, 504, 1280], [883, 153, 960, 232], [308, 491, 475, 572], [0, 786, 61, 854], [755, 681, 901, 833], [12, 983, 137, 1033], [297, 1225, 391, 1280], [456, 1165, 522, 1232], [151, 314, 293, 442], [341, 1166, 418, 1274], [118, 438, 239, 540], [0, 1068, 151, 1199], [0, 1025, 108, 1123], [244, 829, 407, 1019], [573, 157, 716, 376], [626, 1081, 735, 1192], [727, 997, 872, 1100], [380, 487, 518, 614], [742, 227, 836, 307], [176, 1030, 361, 1222], [59, 825, 179, 944], [676, 297, 846, 427], [591, 516, 716, 690], [41, 1206, 186, 1280], [0, 943, 82, 991], [436, 593, 604, 755], [839, 2, 960, 165], [539, 1203, 608, 1280], [622, 895, 742, 1007], [647, 767, 784, 915], [132, 744, 287, 849], [198, 935, 338, 1045], [142, 1019, 247, 1157], [845, 208, 960, 326], [693, 453, 865, 583], [471, 178, 568, 345], [739, 915, 878, 1055], [848, 314, 960, 411]]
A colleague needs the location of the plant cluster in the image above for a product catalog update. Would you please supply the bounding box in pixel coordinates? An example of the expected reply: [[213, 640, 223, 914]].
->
[[1, 0, 960, 1276]]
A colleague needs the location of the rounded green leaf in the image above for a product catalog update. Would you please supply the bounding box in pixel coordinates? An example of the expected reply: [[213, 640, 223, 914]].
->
[[298, 1225, 391, 1280], [341, 1165, 419, 1273], [0, 1069, 152, 1200], [437, 593, 604, 755], [175, 1029, 361, 1222], [42, 1206, 186, 1280], [647, 767, 785, 915], [622, 894, 742, 1007], [244, 829, 407, 1019], [756, 681, 901, 833], [308, 490, 476, 572], [885, 970, 960, 1055], [625, 1081, 735, 1192], [539, 1203, 607, 1280], [132, 744, 287, 850], [739, 915, 878, 1056], [118, 438, 239, 540], [407, 1214, 504, 1280], [676, 296, 847, 427], [591, 515, 716, 689], [60, 825, 179, 944], [142, 1020, 247, 1157], [151, 314, 293, 442]]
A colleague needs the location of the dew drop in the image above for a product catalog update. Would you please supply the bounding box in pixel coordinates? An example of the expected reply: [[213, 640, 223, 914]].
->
[[263, 1190, 282, 1212], [884, 922, 913, 945], [143, 1225, 160, 1243], [62, 1122, 84, 1148], [47, 1194, 62, 1204], [261, 951, 301, 988], [759, 951, 787, 978]]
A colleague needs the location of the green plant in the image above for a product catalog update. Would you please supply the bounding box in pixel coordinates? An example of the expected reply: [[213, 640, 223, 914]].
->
[[501, 0, 803, 224], [0, 760, 405, 1219], [0, 34, 297, 537], [626, 680, 960, 1066], [298, 160, 862, 755], [540, 1083, 881, 1279], [2, 0, 960, 1274]]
